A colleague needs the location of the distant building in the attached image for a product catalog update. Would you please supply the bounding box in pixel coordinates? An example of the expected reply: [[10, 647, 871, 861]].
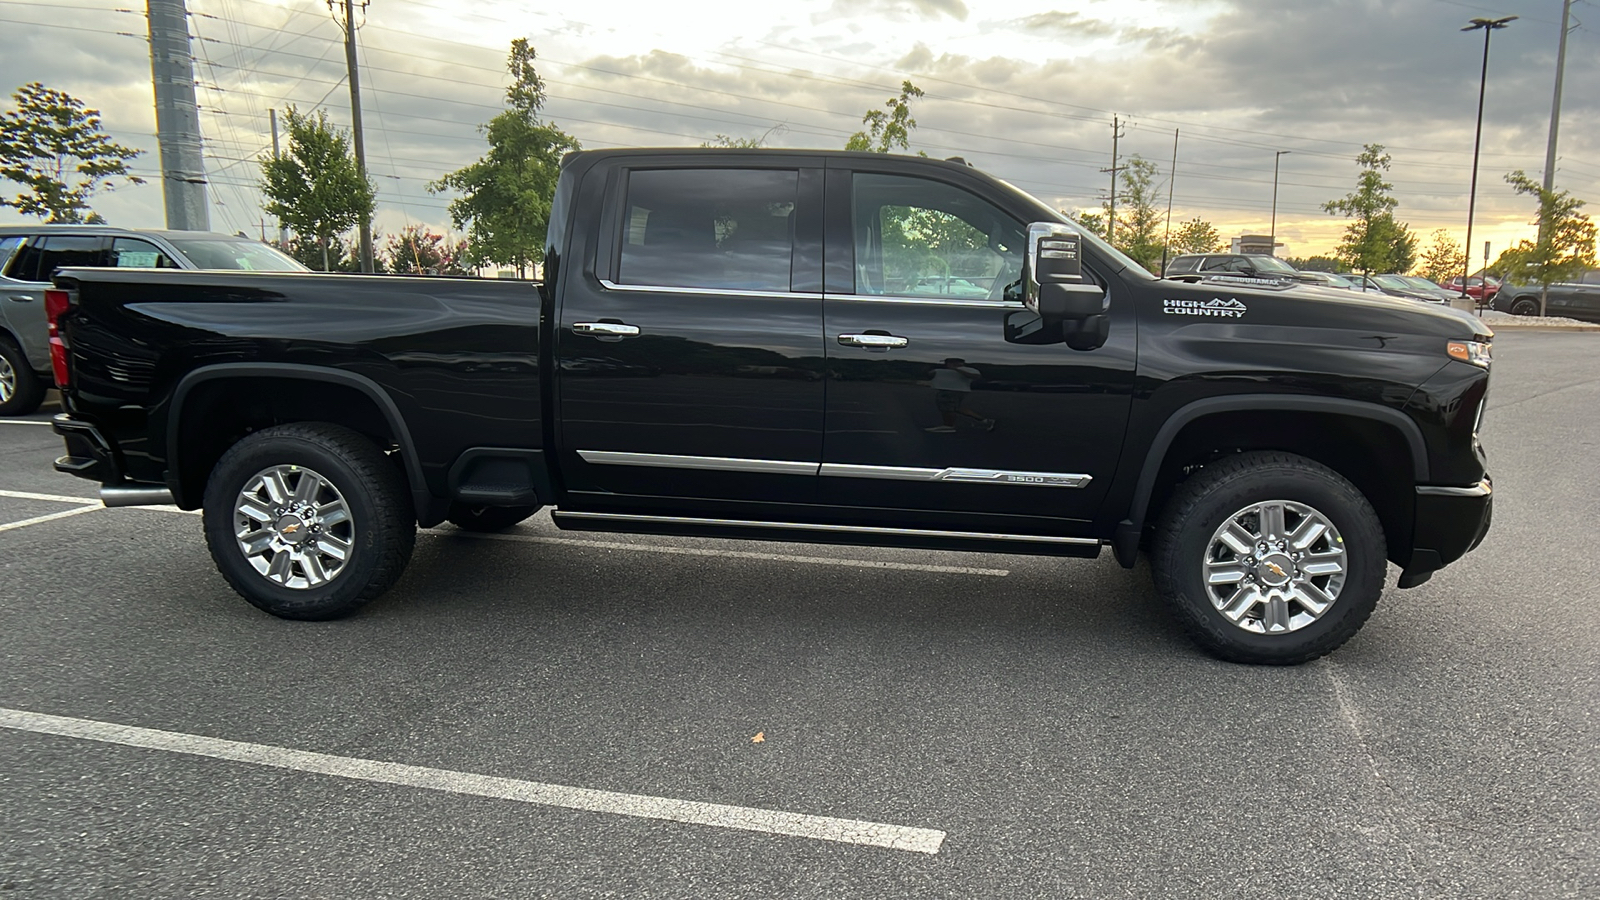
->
[[1231, 234, 1283, 256]]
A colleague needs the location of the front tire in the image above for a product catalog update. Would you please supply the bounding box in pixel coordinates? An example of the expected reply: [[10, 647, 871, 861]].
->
[[203, 423, 416, 620], [0, 337, 46, 417], [1509, 296, 1540, 316], [1151, 451, 1386, 665]]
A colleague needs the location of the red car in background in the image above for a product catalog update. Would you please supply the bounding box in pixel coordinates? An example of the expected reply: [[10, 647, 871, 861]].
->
[[1441, 275, 1500, 302]]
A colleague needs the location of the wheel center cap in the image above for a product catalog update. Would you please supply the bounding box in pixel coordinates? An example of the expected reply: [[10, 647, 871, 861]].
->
[[274, 514, 308, 542], [1258, 553, 1294, 586]]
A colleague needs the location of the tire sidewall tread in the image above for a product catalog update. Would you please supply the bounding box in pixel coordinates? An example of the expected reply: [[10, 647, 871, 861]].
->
[[1151, 451, 1387, 665], [202, 422, 415, 620], [0, 335, 46, 417]]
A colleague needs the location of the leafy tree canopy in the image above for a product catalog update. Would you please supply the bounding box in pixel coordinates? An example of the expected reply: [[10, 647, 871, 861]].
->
[[432, 38, 579, 278], [846, 81, 925, 154], [1416, 229, 1465, 284], [383, 224, 471, 275], [1323, 144, 1414, 275], [1496, 170, 1596, 313], [1169, 216, 1225, 256], [0, 82, 144, 223], [259, 106, 375, 271]]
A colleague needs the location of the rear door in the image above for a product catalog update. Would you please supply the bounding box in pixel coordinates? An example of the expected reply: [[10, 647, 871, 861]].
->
[[555, 158, 827, 508], [1, 235, 107, 370], [819, 164, 1136, 531]]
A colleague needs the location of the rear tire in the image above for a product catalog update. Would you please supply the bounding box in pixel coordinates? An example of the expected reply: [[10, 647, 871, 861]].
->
[[1509, 296, 1540, 316], [0, 337, 46, 416], [203, 423, 416, 620], [447, 503, 538, 532], [1151, 451, 1386, 665]]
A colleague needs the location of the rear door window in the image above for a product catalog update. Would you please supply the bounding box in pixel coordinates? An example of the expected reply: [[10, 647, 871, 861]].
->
[[617, 168, 798, 292], [33, 236, 108, 281], [110, 237, 178, 268]]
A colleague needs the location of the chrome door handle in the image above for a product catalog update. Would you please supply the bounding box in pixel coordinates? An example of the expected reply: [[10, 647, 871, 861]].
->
[[8, 294, 34, 302], [572, 321, 641, 338], [838, 333, 908, 349]]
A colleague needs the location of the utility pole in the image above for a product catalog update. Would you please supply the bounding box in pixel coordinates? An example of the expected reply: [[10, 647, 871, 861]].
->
[[336, 0, 374, 273], [1101, 115, 1126, 244], [1270, 150, 1291, 256], [1161, 128, 1178, 274], [146, 0, 210, 231], [269, 108, 288, 247], [1541, 0, 1573, 234]]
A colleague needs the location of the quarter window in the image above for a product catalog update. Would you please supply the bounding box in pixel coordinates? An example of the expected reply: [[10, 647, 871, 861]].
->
[[110, 237, 177, 268], [617, 168, 797, 293], [1581, 271, 1600, 286], [851, 173, 1024, 300]]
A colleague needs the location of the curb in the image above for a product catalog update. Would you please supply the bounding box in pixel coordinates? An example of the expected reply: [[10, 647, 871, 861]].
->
[[1482, 322, 1600, 333]]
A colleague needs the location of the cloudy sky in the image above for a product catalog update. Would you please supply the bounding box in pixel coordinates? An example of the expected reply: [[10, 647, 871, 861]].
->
[[1, 0, 1594, 262]]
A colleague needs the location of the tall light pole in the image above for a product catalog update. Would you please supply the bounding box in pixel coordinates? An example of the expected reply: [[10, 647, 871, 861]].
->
[[1269, 150, 1290, 256], [1460, 15, 1516, 304]]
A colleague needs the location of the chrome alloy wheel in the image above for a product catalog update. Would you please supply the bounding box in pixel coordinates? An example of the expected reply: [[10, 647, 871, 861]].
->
[[0, 354, 15, 403], [234, 465, 354, 589], [1202, 500, 1347, 635]]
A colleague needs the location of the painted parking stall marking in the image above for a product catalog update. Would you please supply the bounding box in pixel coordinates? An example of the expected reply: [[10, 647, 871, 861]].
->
[[0, 706, 947, 854]]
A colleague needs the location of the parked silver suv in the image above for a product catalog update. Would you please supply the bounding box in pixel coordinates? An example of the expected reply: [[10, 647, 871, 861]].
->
[[0, 226, 305, 415]]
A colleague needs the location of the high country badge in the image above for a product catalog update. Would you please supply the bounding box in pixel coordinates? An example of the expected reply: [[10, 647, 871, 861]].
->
[[1163, 298, 1248, 318]]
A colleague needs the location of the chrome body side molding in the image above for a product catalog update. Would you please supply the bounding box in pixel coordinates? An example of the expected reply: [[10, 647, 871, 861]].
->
[[577, 451, 1093, 489], [576, 450, 817, 476], [820, 463, 1092, 488]]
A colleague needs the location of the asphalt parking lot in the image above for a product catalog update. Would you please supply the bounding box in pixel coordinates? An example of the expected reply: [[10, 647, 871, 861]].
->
[[1, 332, 1596, 898]]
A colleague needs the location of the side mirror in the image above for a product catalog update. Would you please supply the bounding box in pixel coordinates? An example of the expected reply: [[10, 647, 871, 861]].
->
[[1025, 222, 1109, 322]]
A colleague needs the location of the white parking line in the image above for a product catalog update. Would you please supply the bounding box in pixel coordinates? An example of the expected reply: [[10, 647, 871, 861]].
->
[[0, 706, 946, 854], [433, 529, 1010, 576], [0, 505, 102, 533], [0, 489, 101, 504]]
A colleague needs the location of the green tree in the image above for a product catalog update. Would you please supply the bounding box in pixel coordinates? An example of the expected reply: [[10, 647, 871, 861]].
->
[[432, 39, 580, 278], [1323, 143, 1415, 275], [846, 81, 924, 153], [1168, 216, 1225, 255], [1497, 170, 1597, 315], [0, 82, 144, 223], [1111, 156, 1164, 272], [260, 107, 375, 271], [1416, 229, 1465, 284], [702, 135, 764, 148], [1068, 209, 1107, 239], [1285, 254, 1344, 273]]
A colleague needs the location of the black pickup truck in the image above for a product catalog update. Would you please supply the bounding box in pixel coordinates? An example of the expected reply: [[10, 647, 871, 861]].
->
[[46, 149, 1494, 664]]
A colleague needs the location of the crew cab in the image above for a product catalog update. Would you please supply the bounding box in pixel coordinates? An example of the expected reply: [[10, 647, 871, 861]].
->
[[45, 149, 1495, 665]]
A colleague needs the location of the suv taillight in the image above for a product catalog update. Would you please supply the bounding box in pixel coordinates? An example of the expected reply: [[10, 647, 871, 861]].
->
[[44, 288, 72, 387]]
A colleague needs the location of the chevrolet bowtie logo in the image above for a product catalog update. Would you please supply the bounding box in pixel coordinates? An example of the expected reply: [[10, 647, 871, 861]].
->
[[1264, 561, 1287, 578], [281, 523, 301, 535]]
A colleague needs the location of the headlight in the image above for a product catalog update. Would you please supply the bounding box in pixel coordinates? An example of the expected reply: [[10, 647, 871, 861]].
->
[[1447, 340, 1492, 368]]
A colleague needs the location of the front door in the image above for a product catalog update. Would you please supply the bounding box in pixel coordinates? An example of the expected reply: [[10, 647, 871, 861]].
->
[[820, 168, 1136, 532], [556, 161, 826, 509]]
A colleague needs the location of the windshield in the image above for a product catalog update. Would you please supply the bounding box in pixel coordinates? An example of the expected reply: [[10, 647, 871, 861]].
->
[[1372, 275, 1414, 290], [1401, 276, 1445, 291], [1319, 273, 1355, 288], [1246, 255, 1298, 274], [167, 238, 306, 272]]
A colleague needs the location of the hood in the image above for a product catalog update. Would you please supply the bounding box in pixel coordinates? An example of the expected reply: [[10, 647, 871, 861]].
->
[[1159, 277, 1491, 340]]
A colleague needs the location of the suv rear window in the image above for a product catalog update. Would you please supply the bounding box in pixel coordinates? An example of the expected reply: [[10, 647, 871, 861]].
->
[[1165, 256, 1199, 274], [9, 236, 107, 282]]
